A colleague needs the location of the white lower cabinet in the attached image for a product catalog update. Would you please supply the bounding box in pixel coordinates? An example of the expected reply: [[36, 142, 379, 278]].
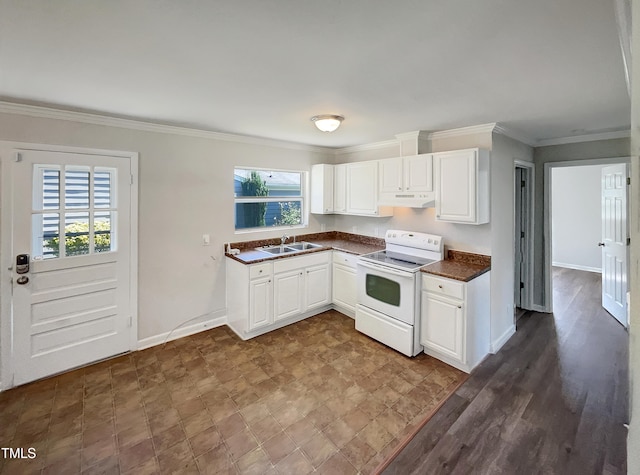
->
[[420, 271, 490, 373], [226, 252, 331, 339], [332, 251, 358, 317], [421, 293, 464, 362], [273, 270, 304, 321], [249, 275, 273, 330], [305, 264, 331, 310]]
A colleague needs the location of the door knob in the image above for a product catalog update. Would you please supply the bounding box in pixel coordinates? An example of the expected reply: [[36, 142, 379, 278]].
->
[[598, 242, 605, 247]]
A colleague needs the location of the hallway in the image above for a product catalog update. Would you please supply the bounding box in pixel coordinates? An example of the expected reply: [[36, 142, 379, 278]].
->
[[385, 267, 629, 474]]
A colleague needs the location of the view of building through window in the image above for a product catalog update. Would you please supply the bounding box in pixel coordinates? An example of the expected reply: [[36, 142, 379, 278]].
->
[[234, 168, 304, 230]]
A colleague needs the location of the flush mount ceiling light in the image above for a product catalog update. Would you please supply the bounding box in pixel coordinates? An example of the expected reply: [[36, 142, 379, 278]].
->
[[311, 114, 344, 132]]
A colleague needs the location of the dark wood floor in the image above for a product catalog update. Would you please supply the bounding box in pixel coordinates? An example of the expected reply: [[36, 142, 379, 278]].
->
[[384, 267, 629, 474]]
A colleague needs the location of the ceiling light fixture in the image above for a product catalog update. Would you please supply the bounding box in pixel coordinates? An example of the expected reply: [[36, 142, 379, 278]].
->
[[311, 114, 344, 132]]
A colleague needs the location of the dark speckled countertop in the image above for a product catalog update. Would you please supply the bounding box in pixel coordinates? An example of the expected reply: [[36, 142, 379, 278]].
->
[[421, 249, 491, 282], [226, 231, 385, 264]]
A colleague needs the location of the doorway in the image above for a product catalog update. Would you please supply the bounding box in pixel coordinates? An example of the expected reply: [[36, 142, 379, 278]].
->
[[0, 142, 139, 389], [544, 158, 630, 326], [514, 161, 534, 317]]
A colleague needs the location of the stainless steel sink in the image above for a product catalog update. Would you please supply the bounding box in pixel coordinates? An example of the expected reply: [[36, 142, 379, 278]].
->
[[258, 242, 322, 255], [286, 242, 322, 251], [261, 245, 297, 254]]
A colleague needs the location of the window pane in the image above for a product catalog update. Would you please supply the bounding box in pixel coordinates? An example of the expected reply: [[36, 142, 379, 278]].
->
[[269, 201, 302, 226], [33, 213, 60, 259], [34, 168, 60, 210], [94, 212, 112, 253], [65, 168, 90, 209], [235, 200, 302, 229], [64, 212, 90, 256], [235, 202, 268, 229], [94, 170, 113, 208], [235, 169, 301, 198]]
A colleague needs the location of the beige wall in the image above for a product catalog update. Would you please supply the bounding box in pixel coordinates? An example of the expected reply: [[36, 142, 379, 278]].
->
[[0, 112, 334, 354], [628, 0, 639, 472]]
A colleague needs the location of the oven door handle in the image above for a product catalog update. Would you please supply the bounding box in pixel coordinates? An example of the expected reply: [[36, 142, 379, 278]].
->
[[357, 260, 414, 278]]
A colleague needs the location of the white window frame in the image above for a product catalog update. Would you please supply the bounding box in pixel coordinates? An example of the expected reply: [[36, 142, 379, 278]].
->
[[234, 167, 308, 234]]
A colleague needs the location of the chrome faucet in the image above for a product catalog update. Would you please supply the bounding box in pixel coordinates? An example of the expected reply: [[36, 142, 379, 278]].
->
[[281, 234, 290, 245]]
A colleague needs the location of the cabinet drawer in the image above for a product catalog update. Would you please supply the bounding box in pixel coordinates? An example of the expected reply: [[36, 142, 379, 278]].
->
[[249, 263, 273, 279], [332, 251, 358, 269], [273, 251, 330, 274], [422, 275, 464, 299]]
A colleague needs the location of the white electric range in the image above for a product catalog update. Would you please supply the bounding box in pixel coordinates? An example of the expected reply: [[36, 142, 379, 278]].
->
[[355, 230, 443, 356]]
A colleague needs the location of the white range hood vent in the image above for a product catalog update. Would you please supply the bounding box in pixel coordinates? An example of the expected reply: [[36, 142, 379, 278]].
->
[[378, 191, 436, 208]]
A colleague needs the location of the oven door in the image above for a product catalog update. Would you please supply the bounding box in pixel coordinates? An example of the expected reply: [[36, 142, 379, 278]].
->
[[357, 260, 416, 324]]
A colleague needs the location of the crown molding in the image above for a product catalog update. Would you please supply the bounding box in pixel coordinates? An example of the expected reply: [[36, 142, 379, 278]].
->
[[334, 138, 399, 155], [428, 123, 498, 140], [536, 129, 631, 147], [0, 101, 333, 153], [394, 130, 430, 141], [492, 124, 536, 146]]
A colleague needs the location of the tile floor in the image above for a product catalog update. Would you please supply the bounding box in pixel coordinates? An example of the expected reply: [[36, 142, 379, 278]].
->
[[0, 311, 465, 475]]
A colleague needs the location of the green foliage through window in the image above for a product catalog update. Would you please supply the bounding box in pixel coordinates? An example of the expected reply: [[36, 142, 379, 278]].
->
[[45, 221, 111, 257]]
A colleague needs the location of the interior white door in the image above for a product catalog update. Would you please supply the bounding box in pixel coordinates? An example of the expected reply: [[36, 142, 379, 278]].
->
[[601, 163, 628, 327], [11, 149, 133, 386]]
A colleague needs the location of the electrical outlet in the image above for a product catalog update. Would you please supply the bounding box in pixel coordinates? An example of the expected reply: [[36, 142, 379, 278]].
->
[[320, 223, 326, 232], [374, 227, 379, 237], [202, 234, 210, 246], [352, 226, 358, 233]]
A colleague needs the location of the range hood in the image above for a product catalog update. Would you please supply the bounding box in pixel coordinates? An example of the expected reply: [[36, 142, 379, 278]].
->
[[378, 191, 436, 208]]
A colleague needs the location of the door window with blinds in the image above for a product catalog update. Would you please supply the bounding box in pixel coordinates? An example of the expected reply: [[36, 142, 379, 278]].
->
[[32, 165, 117, 259]]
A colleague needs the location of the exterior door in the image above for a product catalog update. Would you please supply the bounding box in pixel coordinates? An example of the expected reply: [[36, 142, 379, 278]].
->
[[601, 163, 628, 327], [10, 148, 134, 386]]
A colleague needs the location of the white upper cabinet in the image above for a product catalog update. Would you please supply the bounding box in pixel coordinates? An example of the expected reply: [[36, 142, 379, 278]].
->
[[434, 148, 489, 224], [346, 161, 393, 217], [379, 158, 404, 193], [310, 162, 389, 216], [310, 164, 334, 214], [404, 154, 433, 192], [334, 164, 347, 213], [379, 154, 433, 194]]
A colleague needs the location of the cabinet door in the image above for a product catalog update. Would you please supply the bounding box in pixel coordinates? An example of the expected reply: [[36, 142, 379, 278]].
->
[[379, 158, 403, 193], [332, 264, 357, 313], [334, 164, 347, 213], [420, 291, 465, 362], [346, 161, 378, 215], [310, 164, 334, 214], [435, 150, 476, 223], [305, 264, 331, 310], [404, 154, 433, 192], [249, 277, 272, 330], [273, 270, 304, 321]]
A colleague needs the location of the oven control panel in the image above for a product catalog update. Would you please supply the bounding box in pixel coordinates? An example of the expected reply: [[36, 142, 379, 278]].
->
[[385, 230, 443, 252]]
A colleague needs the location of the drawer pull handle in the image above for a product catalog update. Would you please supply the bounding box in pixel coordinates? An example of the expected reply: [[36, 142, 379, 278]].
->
[[457, 305, 462, 309], [438, 285, 443, 289]]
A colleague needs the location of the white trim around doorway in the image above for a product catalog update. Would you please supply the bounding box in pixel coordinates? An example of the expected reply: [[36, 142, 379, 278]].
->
[[542, 156, 630, 313], [514, 160, 535, 312]]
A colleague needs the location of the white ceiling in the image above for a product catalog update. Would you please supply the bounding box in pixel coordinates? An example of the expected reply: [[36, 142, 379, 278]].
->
[[0, 0, 630, 148]]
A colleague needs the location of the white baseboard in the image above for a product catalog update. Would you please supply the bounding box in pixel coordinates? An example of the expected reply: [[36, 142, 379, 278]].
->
[[137, 309, 227, 350], [491, 324, 515, 354], [552, 262, 601, 273]]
